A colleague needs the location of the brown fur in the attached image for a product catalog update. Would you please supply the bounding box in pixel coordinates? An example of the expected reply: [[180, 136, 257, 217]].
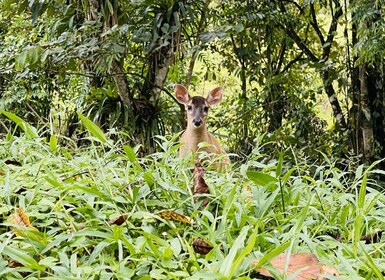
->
[[175, 85, 230, 169]]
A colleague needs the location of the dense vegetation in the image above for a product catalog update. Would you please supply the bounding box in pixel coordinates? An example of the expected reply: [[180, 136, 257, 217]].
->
[[1, 118, 385, 279], [1, 0, 385, 279]]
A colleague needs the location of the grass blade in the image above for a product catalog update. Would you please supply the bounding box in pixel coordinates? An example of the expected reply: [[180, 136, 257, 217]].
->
[[359, 242, 384, 280], [0, 110, 38, 138], [276, 152, 283, 177], [2, 246, 44, 271], [354, 172, 367, 253], [254, 240, 291, 269], [78, 112, 107, 143], [229, 227, 258, 278], [220, 226, 250, 276]]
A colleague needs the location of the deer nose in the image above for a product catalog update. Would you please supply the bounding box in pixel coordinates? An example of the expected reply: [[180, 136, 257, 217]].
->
[[193, 119, 202, 127]]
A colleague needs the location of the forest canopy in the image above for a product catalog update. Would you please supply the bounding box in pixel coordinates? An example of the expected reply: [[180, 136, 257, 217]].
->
[[1, 0, 385, 162]]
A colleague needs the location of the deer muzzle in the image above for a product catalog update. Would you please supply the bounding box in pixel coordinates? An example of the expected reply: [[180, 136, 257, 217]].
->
[[193, 118, 203, 127]]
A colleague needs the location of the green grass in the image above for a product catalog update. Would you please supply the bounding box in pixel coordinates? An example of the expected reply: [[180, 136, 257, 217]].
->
[[1, 114, 385, 279]]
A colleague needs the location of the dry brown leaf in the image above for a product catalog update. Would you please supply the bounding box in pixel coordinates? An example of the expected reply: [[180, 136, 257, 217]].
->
[[319, 265, 340, 280], [4, 159, 22, 166], [108, 214, 129, 226], [254, 252, 339, 280], [156, 210, 194, 225], [192, 238, 213, 254], [327, 229, 383, 243], [360, 229, 383, 244], [8, 259, 31, 277], [8, 208, 39, 236], [193, 161, 210, 209]]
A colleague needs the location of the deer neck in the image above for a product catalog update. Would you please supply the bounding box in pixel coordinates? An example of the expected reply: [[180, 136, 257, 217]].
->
[[185, 123, 210, 148]]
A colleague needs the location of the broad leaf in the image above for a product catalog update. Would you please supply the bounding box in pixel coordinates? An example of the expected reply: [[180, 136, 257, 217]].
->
[[2, 246, 44, 271], [0, 110, 38, 138], [247, 170, 278, 187], [77, 113, 107, 143]]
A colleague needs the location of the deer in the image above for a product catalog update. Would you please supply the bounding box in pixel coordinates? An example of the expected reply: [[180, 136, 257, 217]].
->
[[175, 84, 230, 170]]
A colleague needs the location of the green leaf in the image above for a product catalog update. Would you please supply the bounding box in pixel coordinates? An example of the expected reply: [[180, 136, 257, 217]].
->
[[230, 227, 258, 278], [293, 195, 313, 234], [106, 0, 113, 14], [44, 168, 62, 188], [65, 185, 107, 199], [359, 242, 384, 280], [247, 170, 278, 187], [276, 152, 283, 177], [220, 226, 249, 276], [358, 173, 367, 209], [233, 23, 244, 33], [2, 246, 45, 271], [254, 241, 291, 269], [0, 110, 38, 138], [15, 46, 43, 69], [49, 134, 57, 152], [77, 113, 107, 143], [38, 256, 58, 267], [354, 172, 367, 253], [354, 164, 364, 180], [163, 246, 173, 260], [87, 241, 111, 265], [124, 145, 137, 163], [15, 50, 28, 70], [281, 167, 296, 185], [28, 45, 43, 66], [144, 171, 155, 187]]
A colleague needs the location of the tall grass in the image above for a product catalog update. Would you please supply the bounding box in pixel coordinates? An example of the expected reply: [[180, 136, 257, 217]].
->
[[0, 114, 385, 279]]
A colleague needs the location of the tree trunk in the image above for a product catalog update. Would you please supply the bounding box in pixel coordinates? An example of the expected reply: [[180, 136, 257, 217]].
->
[[365, 65, 385, 160], [267, 85, 284, 132], [141, 4, 182, 104], [351, 0, 385, 163], [266, 26, 284, 132], [185, 50, 199, 89], [111, 59, 134, 112], [87, 0, 134, 122], [142, 48, 175, 103], [349, 16, 361, 156], [136, 2, 184, 153], [152, 51, 175, 102], [358, 64, 374, 161], [229, 32, 251, 153], [321, 70, 348, 130]]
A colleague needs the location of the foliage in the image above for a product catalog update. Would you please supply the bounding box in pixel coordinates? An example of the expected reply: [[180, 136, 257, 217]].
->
[[194, 0, 349, 158], [1, 116, 385, 279], [1, 0, 385, 166], [0, 0, 196, 149], [351, 1, 385, 65]]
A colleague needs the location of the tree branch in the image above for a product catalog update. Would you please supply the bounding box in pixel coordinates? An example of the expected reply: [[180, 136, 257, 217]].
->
[[280, 52, 304, 74], [323, 0, 342, 58], [276, 1, 319, 62], [280, 24, 319, 62], [275, 39, 287, 74], [310, 3, 325, 46]]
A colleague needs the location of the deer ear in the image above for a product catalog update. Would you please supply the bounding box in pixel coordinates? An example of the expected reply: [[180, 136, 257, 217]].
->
[[175, 84, 190, 105], [206, 87, 223, 106]]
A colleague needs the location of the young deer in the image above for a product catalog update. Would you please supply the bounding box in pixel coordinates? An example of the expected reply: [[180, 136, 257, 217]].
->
[[175, 84, 230, 169]]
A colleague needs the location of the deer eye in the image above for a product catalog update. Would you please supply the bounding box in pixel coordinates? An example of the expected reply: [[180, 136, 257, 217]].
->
[[203, 106, 209, 113], [187, 105, 192, 111]]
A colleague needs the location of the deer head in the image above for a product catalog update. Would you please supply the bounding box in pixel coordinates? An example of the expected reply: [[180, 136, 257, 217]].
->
[[175, 84, 224, 129]]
